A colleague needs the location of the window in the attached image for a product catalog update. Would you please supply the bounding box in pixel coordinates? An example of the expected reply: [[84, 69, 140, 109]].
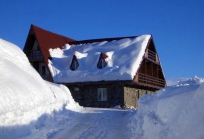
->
[[32, 40, 39, 50], [97, 53, 107, 69], [74, 87, 79, 91], [70, 55, 79, 70], [97, 88, 107, 101]]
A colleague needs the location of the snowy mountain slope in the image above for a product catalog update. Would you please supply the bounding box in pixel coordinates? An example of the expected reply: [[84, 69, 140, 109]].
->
[[0, 38, 79, 139]]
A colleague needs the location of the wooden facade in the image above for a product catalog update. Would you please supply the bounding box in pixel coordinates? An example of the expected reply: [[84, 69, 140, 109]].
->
[[133, 38, 166, 89], [24, 24, 75, 81], [23, 24, 166, 108]]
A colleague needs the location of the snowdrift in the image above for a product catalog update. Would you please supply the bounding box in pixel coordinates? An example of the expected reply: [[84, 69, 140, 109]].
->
[[0, 38, 79, 139], [130, 76, 204, 139]]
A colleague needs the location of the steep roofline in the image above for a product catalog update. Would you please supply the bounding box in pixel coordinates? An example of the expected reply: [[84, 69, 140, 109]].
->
[[23, 24, 76, 82], [23, 25, 166, 88], [31, 24, 76, 41], [149, 36, 166, 85], [134, 36, 166, 87], [69, 36, 138, 45]]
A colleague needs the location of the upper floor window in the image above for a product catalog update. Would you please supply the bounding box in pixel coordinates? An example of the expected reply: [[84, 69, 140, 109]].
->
[[32, 40, 40, 51], [70, 55, 79, 70], [97, 53, 108, 69]]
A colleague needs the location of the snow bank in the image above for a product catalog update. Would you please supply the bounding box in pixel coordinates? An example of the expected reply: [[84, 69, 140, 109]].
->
[[129, 76, 204, 139], [166, 77, 190, 86], [0, 38, 79, 139], [48, 35, 151, 83]]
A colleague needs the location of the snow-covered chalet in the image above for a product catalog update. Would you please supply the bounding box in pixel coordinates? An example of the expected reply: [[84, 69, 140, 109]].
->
[[23, 24, 166, 108]]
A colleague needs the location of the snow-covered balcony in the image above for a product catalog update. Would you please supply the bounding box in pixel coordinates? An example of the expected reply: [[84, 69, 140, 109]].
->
[[24, 50, 43, 61]]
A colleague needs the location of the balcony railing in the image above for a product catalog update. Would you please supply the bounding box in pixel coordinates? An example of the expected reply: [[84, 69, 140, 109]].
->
[[147, 49, 156, 61], [138, 73, 165, 88], [24, 50, 43, 61]]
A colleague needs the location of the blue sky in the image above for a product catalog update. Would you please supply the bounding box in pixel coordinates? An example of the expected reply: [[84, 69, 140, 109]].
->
[[0, 0, 204, 78]]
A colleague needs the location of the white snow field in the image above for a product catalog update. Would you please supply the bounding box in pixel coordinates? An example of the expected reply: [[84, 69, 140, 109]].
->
[[0, 38, 204, 139]]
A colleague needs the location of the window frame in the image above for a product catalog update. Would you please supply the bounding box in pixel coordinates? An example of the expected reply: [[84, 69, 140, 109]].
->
[[70, 55, 79, 71], [97, 53, 107, 69], [97, 88, 107, 101]]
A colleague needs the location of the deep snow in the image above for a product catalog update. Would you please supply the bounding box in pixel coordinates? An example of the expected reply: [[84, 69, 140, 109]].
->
[[129, 76, 204, 139], [48, 35, 151, 83], [0, 38, 204, 139], [0, 38, 80, 139]]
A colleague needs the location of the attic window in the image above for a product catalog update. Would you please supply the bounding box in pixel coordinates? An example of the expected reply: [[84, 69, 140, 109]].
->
[[97, 53, 108, 69], [70, 55, 79, 71], [33, 40, 40, 50]]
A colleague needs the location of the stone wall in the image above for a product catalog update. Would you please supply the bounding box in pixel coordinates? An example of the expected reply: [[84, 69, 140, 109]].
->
[[68, 84, 154, 108], [124, 86, 153, 108], [67, 83, 124, 108]]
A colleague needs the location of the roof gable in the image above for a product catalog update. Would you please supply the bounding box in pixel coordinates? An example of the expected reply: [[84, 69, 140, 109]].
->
[[133, 38, 166, 88], [24, 24, 75, 65]]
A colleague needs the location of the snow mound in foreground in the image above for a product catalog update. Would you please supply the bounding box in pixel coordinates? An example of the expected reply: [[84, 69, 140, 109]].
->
[[0, 38, 80, 139], [130, 76, 204, 139]]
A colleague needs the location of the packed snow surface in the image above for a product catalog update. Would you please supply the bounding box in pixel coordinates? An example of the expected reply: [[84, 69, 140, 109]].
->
[[1, 38, 204, 139], [48, 35, 151, 83]]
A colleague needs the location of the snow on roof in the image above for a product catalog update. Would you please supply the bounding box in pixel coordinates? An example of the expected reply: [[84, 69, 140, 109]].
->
[[48, 35, 151, 83]]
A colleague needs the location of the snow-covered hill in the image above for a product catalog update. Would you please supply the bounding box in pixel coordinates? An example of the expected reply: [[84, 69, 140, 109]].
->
[[0, 38, 204, 139], [0, 38, 80, 139]]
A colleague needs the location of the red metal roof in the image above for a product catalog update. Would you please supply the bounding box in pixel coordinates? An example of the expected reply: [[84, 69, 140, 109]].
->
[[24, 25, 138, 66], [24, 24, 75, 65]]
